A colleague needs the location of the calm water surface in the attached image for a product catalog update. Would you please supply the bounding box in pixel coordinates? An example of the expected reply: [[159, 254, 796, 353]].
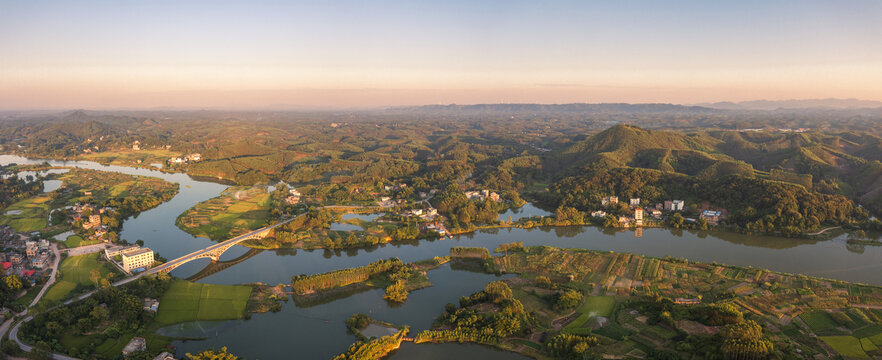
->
[[3, 154, 881, 359]]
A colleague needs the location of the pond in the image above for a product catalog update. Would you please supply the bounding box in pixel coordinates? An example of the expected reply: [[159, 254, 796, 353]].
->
[[499, 202, 552, 221]]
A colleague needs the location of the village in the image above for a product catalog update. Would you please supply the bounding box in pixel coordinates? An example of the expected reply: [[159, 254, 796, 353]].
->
[[0, 225, 54, 291], [590, 196, 725, 230]]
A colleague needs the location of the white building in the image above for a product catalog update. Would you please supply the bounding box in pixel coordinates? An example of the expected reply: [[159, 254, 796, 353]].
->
[[105, 245, 143, 258], [602, 196, 618, 206], [630, 198, 640, 206], [672, 200, 685, 211], [122, 248, 154, 272]]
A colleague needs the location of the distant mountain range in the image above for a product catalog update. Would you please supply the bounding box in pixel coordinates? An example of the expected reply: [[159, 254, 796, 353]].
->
[[392, 99, 882, 114], [696, 98, 882, 110], [390, 103, 719, 114]]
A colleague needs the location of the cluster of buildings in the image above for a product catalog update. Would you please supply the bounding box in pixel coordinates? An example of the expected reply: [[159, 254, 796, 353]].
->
[[384, 183, 407, 192], [105, 245, 155, 273], [71, 203, 113, 241], [122, 337, 174, 359], [167, 153, 202, 164], [143, 298, 160, 313], [595, 196, 723, 227], [401, 207, 439, 221], [377, 196, 405, 208], [284, 188, 301, 205], [0, 226, 52, 281], [419, 220, 449, 237], [465, 189, 501, 202]]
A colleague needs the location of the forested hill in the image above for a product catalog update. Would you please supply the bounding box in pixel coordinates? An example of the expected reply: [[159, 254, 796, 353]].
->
[[549, 124, 755, 180], [538, 124, 882, 235]]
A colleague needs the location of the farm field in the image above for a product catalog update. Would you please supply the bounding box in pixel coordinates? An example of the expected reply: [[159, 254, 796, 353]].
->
[[176, 186, 272, 240], [820, 336, 869, 358], [41, 253, 117, 304], [800, 310, 839, 331], [79, 148, 181, 168], [414, 245, 882, 359], [0, 195, 51, 232], [154, 280, 252, 324]]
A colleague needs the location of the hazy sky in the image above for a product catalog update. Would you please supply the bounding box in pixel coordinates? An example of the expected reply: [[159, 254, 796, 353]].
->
[[2, 0, 881, 109]]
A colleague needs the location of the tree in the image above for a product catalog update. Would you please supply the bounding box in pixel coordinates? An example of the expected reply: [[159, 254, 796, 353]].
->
[[554, 290, 583, 312], [383, 281, 408, 303], [668, 213, 684, 229], [484, 281, 513, 303], [3, 275, 22, 292], [185, 347, 238, 360], [89, 269, 101, 286]]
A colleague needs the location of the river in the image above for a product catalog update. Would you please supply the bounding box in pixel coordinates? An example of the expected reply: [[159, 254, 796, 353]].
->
[[2, 154, 881, 359]]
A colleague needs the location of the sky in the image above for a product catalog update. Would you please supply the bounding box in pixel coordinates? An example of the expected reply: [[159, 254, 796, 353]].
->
[[1, 0, 881, 109]]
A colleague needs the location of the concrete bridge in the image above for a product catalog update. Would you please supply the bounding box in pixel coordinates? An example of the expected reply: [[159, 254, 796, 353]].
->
[[147, 216, 295, 274]]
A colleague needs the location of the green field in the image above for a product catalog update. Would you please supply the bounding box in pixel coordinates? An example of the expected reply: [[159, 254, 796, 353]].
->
[[800, 310, 838, 331], [63, 234, 100, 248], [154, 280, 252, 324], [0, 195, 50, 232], [176, 186, 272, 240], [579, 296, 615, 317], [42, 253, 115, 304], [820, 336, 869, 358], [564, 296, 616, 332], [861, 337, 878, 352]]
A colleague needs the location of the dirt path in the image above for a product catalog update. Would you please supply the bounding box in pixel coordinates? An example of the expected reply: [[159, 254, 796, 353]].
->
[[806, 226, 841, 236]]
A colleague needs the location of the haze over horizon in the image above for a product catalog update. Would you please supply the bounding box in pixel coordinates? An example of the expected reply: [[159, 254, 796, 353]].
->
[[2, 0, 881, 110]]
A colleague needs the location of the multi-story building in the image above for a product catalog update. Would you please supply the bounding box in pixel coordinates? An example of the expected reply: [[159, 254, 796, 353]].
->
[[105, 245, 143, 258], [672, 200, 685, 211], [629, 198, 640, 206], [121, 248, 154, 273]]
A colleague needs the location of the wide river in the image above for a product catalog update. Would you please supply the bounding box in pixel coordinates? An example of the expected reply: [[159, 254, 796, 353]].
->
[[2, 154, 881, 359]]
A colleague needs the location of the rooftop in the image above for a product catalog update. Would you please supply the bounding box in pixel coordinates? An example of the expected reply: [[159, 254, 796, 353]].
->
[[122, 248, 153, 258]]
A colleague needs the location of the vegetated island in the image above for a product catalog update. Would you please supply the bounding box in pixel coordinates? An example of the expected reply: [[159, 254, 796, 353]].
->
[[290, 256, 448, 305]]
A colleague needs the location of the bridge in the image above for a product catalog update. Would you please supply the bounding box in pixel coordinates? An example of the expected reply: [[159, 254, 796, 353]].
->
[[147, 216, 295, 274], [185, 248, 264, 281]]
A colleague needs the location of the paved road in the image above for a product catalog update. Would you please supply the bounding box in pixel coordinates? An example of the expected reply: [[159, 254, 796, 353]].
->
[[63, 242, 107, 256], [29, 244, 62, 308], [0, 243, 67, 358]]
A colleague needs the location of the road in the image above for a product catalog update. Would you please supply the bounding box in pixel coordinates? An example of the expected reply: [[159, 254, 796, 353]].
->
[[29, 243, 62, 308], [0, 243, 66, 358], [63, 242, 107, 256]]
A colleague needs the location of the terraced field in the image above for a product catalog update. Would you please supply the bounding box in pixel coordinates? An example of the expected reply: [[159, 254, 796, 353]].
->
[[176, 186, 272, 240]]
